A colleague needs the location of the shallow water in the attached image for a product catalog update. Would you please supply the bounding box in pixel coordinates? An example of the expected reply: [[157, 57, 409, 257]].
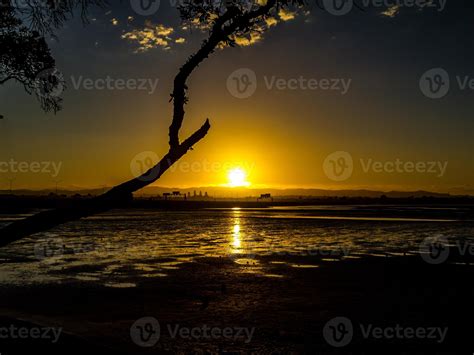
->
[[0, 206, 472, 286]]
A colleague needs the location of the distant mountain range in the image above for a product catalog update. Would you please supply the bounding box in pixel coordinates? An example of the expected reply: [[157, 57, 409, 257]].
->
[[1, 186, 473, 198]]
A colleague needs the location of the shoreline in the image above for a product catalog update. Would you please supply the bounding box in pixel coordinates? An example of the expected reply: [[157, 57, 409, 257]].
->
[[1, 253, 473, 353]]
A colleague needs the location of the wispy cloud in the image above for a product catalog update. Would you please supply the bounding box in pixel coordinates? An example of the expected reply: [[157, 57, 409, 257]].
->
[[381, 5, 401, 18], [122, 6, 303, 52], [278, 8, 296, 21], [265, 17, 278, 27], [121, 22, 185, 52], [233, 32, 263, 46]]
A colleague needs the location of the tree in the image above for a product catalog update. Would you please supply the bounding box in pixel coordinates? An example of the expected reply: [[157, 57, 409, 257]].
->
[[0, 0, 104, 114], [0, 0, 304, 247]]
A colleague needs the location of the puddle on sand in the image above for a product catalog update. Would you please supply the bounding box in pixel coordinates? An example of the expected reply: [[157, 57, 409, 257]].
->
[[104, 282, 137, 288], [234, 258, 259, 266], [262, 273, 285, 278], [290, 264, 319, 269]]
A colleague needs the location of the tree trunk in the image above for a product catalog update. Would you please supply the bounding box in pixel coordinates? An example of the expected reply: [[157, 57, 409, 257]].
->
[[0, 2, 277, 248]]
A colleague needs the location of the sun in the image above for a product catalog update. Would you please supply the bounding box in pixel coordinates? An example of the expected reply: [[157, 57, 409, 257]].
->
[[227, 168, 250, 187]]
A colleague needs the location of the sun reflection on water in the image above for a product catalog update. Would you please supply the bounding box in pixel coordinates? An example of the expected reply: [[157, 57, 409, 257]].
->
[[0, 208, 470, 286], [231, 209, 242, 252]]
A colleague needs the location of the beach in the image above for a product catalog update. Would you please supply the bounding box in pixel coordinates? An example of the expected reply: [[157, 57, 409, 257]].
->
[[0, 205, 473, 354]]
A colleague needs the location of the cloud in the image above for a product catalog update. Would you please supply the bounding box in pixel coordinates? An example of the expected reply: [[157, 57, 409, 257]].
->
[[278, 9, 296, 21], [122, 23, 176, 52], [265, 17, 278, 27], [122, 5, 303, 52], [381, 5, 401, 17], [233, 32, 263, 46]]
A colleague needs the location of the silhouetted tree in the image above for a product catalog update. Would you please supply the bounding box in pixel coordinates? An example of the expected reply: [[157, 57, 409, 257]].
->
[[0, 0, 104, 114], [0, 0, 304, 247]]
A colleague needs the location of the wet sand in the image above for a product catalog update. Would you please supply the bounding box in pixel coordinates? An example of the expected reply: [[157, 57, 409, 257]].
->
[[1, 251, 473, 354]]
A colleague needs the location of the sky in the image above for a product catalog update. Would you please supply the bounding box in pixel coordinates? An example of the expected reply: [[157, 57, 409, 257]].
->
[[1, 0, 474, 193]]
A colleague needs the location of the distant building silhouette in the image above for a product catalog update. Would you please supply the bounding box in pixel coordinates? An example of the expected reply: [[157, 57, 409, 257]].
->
[[258, 193, 273, 202]]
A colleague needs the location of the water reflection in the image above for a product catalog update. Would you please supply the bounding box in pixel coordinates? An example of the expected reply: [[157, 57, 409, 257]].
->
[[0, 208, 471, 286], [231, 209, 242, 252]]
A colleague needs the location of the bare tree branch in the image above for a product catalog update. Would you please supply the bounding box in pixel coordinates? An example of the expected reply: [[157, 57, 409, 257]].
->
[[0, 0, 283, 248], [0, 119, 211, 248]]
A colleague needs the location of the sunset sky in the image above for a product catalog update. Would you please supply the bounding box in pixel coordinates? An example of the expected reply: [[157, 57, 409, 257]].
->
[[1, 0, 473, 193]]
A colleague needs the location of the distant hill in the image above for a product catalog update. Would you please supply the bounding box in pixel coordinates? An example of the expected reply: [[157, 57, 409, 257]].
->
[[135, 186, 455, 198], [1, 186, 472, 198]]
